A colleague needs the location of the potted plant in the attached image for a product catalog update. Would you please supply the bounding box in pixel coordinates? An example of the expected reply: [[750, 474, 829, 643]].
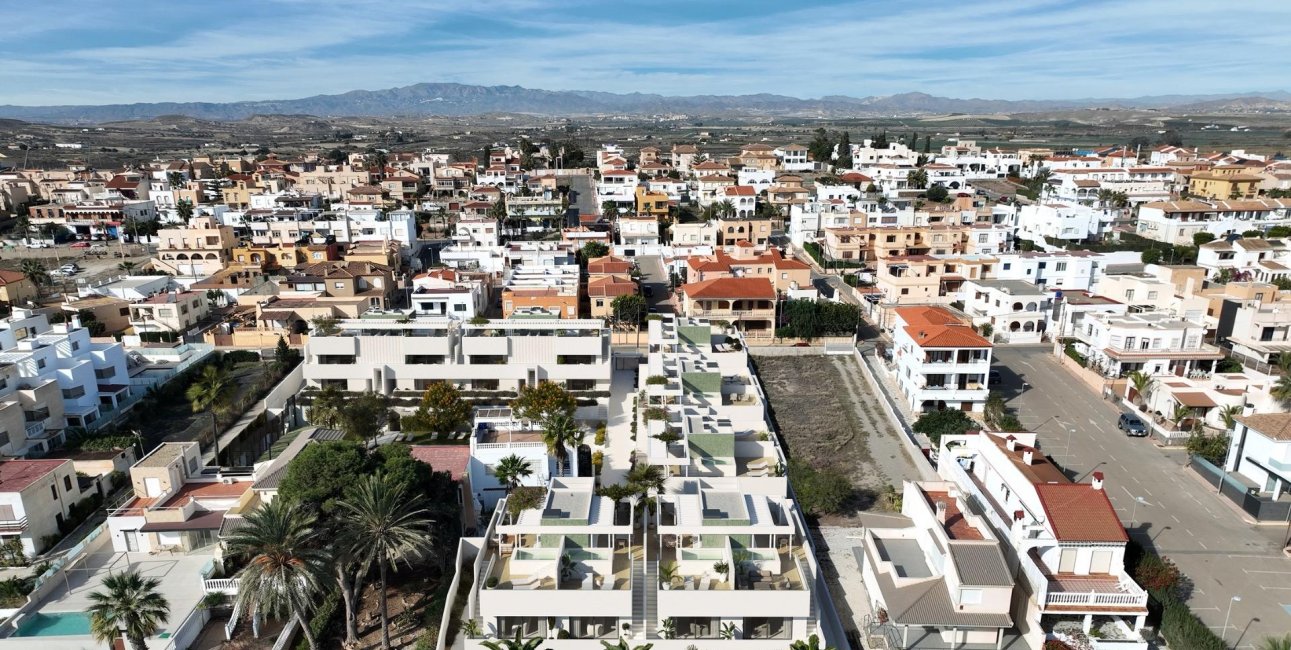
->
[[713, 560, 730, 581], [659, 562, 680, 590], [660, 618, 676, 640]]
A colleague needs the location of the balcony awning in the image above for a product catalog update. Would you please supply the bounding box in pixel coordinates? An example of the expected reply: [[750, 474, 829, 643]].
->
[[1174, 391, 1218, 408], [139, 510, 226, 532]]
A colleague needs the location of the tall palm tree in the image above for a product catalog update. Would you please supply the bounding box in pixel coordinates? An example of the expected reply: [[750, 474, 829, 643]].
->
[[1278, 351, 1291, 375], [716, 200, 736, 219], [19, 259, 49, 296], [87, 570, 170, 650], [1128, 371, 1154, 407], [493, 454, 534, 492], [337, 472, 436, 650], [226, 500, 329, 650], [542, 413, 583, 475], [1171, 404, 1192, 431], [186, 365, 236, 464], [117, 260, 137, 272]]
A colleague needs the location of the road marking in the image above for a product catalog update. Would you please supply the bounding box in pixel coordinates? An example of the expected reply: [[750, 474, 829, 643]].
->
[[1108, 454, 1117, 461], [1262, 586, 1291, 591], [1199, 541, 1208, 549], [1244, 570, 1291, 575], [1171, 515, 1180, 523]]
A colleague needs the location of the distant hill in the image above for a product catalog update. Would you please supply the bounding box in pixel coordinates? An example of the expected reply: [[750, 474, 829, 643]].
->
[[0, 83, 1288, 124]]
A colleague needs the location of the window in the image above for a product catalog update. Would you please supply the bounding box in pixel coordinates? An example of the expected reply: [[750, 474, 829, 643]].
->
[[901, 288, 909, 295], [1125, 289, 1135, 300], [472, 379, 499, 390], [1002, 263, 1011, 271], [51, 485, 58, 500], [334, 282, 345, 289], [959, 589, 983, 605], [566, 379, 595, 391], [62, 386, 86, 400], [978, 234, 989, 243], [1055, 262, 1067, 272], [1147, 291, 1158, 300], [63, 475, 72, 491], [71, 341, 79, 351], [36, 359, 46, 370]]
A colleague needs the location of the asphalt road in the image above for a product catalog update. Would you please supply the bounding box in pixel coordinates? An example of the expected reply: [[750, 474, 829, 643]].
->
[[636, 254, 676, 313], [993, 346, 1291, 648]]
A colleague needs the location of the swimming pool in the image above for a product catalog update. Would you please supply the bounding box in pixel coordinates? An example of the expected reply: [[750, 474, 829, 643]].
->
[[13, 612, 92, 637]]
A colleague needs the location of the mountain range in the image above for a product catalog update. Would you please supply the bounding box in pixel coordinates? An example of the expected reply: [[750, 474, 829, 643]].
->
[[1, 83, 1290, 124]]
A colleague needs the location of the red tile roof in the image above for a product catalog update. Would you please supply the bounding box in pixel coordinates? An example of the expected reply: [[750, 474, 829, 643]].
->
[[1035, 484, 1127, 543], [588, 275, 638, 298], [895, 306, 989, 348], [587, 256, 632, 275], [0, 459, 68, 492], [0, 270, 29, 286], [410, 445, 470, 482], [681, 277, 775, 300]]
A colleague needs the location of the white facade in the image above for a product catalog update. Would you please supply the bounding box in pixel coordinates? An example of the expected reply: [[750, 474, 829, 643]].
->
[[1225, 414, 1291, 501], [959, 279, 1052, 344], [889, 307, 992, 413], [1015, 203, 1115, 243], [1073, 311, 1222, 378], [1196, 237, 1291, 281]]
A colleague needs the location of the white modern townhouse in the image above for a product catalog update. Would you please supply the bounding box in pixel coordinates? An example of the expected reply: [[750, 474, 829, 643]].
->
[[1196, 237, 1291, 282], [1136, 199, 1291, 246], [0, 458, 90, 556]]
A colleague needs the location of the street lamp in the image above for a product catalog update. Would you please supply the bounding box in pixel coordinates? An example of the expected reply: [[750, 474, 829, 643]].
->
[[1129, 495, 1149, 529], [1222, 595, 1241, 645]]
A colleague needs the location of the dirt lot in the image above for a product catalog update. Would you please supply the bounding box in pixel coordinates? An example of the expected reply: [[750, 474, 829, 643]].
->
[[755, 354, 920, 524]]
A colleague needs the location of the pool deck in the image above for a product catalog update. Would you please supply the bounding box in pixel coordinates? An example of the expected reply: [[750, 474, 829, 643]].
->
[[0, 533, 214, 648]]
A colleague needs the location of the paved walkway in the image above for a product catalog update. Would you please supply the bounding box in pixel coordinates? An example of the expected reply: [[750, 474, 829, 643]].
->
[[601, 365, 639, 486]]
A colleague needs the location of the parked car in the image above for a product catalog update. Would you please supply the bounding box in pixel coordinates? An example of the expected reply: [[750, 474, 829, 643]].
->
[[988, 369, 1003, 386], [89, 244, 107, 252], [643, 286, 654, 298], [24, 241, 51, 249], [70, 241, 90, 249], [1118, 413, 1148, 437], [60, 264, 80, 275]]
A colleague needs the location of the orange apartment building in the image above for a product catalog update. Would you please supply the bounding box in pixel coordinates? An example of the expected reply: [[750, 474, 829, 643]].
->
[[678, 276, 777, 338], [824, 224, 973, 264], [684, 247, 811, 293]]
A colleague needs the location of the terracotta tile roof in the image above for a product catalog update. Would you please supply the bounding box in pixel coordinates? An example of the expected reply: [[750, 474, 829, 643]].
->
[[895, 306, 989, 348], [0, 459, 68, 492], [587, 275, 638, 298], [721, 185, 757, 196], [681, 276, 775, 300], [1035, 483, 1127, 543], [587, 255, 632, 275], [1235, 412, 1291, 441], [410, 445, 470, 482], [0, 270, 29, 285]]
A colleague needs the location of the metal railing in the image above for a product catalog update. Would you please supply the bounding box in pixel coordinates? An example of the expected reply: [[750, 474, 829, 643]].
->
[[270, 615, 300, 650], [225, 599, 242, 640], [203, 578, 240, 594]]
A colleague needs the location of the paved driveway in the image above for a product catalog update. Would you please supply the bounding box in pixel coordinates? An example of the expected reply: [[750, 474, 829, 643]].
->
[[993, 346, 1291, 648]]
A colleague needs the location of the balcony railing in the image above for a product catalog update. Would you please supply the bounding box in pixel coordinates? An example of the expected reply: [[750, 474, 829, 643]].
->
[[203, 578, 241, 595], [0, 517, 28, 532]]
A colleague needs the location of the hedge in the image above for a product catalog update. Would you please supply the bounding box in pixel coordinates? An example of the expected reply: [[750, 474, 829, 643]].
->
[[294, 588, 341, 650]]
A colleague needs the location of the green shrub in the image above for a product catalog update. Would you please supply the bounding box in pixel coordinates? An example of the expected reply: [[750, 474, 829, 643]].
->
[[294, 589, 340, 650], [788, 459, 852, 516], [912, 410, 977, 445]]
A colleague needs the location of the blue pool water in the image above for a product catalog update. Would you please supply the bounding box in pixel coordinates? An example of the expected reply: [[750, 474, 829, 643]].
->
[[13, 612, 93, 637]]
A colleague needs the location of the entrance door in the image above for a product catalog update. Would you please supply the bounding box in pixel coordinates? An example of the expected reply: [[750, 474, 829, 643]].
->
[[143, 477, 162, 497], [124, 530, 139, 552]]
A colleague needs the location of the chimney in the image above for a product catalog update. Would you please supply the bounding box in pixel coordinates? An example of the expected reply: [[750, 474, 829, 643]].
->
[[935, 500, 948, 525], [1005, 435, 1017, 451], [1022, 449, 1034, 465], [1092, 471, 1104, 491]]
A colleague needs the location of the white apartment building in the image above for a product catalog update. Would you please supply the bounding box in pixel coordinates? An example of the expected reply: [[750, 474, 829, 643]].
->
[[597, 170, 640, 206], [1072, 311, 1222, 378], [718, 185, 758, 218], [737, 169, 775, 193], [455, 216, 502, 247], [1196, 237, 1291, 281], [0, 458, 90, 556], [889, 306, 992, 413], [617, 217, 661, 250], [467, 408, 562, 511], [237, 208, 418, 249], [959, 279, 1052, 344], [775, 144, 813, 172], [859, 481, 1014, 648], [938, 431, 1149, 648], [1015, 203, 1115, 243], [994, 251, 1141, 293], [0, 309, 131, 452], [303, 317, 611, 397], [1136, 199, 1291, 246], [1225, 413, 1291, 505]]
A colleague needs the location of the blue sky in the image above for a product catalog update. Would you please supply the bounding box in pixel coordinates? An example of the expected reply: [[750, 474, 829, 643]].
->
[[2, 0, 1289, 106]]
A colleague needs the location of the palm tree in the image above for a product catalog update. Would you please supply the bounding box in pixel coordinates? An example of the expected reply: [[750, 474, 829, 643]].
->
[[226, 500, 328, 650], [493, 454, 534, 492], [1220, 404, 1243, 431], [790, 634, 837, 650], [481, 630, 546, 650], [1278, 351, 1291, 374], [1259, 634, 1291, 650], [87, 570, 170, 650], [337, 472, 436, 650], [186, 365, 236, 464], [1128, 371, 1155, 407], [1274, 374, 1291, 407], [716, 200, 736, 219], [19, 259, 49, 296], [1171, 404, 1192, 431], [542, 413, 583, 475], [118, 260, 137, 272]]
